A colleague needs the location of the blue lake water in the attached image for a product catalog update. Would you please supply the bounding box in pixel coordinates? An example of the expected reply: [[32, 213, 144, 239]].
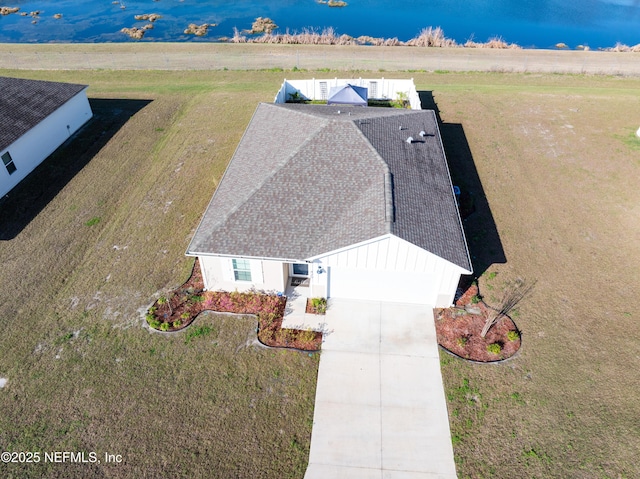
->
[[0, 0, 639, 48]]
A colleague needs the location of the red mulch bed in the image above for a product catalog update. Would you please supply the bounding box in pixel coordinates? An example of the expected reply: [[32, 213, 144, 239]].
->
[[147, 259, 322, 351], [434, 283, 521, 362]]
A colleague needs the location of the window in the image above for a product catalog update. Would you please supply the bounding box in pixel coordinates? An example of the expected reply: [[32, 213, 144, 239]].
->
[[2, 152, 16, 175], [319, 82, 328, 100], [290, 263, 309, 277], [232, 259, 252, 281], [369, 81, 378, 98]]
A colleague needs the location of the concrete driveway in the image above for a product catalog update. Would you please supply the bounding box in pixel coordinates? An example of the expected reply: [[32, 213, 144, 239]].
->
[[304, 299, 457, 479]]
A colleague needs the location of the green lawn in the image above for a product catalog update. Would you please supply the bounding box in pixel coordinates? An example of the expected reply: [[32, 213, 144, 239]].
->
[[1, 68, 639, 478]]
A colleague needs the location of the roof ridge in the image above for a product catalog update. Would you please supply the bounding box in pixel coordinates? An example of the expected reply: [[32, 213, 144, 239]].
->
[[202, 105, 329, 234], [346, 120, 394, 234]]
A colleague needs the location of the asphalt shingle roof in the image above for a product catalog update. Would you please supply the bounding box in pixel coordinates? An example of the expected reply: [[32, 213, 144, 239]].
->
[[0, 76, 88, 152], [188, 103, 471, 271]]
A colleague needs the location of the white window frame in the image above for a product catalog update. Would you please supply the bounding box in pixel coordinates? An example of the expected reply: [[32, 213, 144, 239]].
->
[[232, 258, 252, 282]]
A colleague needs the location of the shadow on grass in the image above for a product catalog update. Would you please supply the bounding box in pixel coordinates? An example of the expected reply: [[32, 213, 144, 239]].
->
[[0, 98, 152, 240], [419, 91, 506, 279]]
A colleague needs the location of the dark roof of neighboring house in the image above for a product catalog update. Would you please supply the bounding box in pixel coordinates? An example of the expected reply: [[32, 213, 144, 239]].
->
[[0, 76, 88, 152], [187, 103, 471, 271]]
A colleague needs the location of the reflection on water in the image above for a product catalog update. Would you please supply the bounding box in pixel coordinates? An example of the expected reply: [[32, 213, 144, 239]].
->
[[0, 0, 638, 48]]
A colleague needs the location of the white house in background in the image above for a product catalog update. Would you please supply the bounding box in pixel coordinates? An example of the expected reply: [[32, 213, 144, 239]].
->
[[186, 100, 472, 307], [0, 76, 93, 198], [274, 77, 422, 109]]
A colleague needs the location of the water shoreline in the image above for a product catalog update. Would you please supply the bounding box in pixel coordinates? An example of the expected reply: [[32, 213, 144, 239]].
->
[[1, 43, 639, 76]]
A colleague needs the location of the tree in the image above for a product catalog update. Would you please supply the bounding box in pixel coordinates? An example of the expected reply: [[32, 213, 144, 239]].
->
[[481, 278, 536, 338]]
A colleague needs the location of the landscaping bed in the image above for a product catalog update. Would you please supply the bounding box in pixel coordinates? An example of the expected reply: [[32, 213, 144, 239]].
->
[[147, 259, 322, 351], [435, 283, 521, 362]]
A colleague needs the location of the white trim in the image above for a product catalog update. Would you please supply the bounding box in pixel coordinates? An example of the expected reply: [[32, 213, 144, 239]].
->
[[187, 251, 304, 264]]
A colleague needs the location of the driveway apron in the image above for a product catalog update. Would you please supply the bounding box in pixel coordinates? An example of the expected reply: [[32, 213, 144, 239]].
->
[[304, 299, 457, 479]]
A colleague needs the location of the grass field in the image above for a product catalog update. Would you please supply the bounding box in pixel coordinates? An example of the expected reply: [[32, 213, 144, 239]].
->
[[1, 68, 640, 478]]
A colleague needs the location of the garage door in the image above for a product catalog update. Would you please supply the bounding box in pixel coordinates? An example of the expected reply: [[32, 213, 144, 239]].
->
[[328, 267, 437, 305]]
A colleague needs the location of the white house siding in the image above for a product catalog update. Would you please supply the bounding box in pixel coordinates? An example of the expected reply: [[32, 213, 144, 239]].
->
[[198, 256, 287, 293], [0, 90, 92, 198], [312, 235, 467, 307]]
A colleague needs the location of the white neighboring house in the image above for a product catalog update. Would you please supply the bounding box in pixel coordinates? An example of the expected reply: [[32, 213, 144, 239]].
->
[[0, 76, 93, 198], [186, 100, 472, 308]]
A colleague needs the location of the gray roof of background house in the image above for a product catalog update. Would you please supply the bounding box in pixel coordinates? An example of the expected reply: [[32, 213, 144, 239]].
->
[[0, 76, 88, 152], [187, 103, 471, 271]]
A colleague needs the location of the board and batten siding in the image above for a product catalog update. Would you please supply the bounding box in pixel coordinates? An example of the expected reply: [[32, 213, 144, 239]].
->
[[312, 235, 469, 307], [0, 90, 93, 198], [198, 256, 287, 293]]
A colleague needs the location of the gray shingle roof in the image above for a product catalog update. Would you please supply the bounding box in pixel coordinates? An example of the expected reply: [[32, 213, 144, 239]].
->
[[187, 103, 471, 271], [0, 76, 88, 152]]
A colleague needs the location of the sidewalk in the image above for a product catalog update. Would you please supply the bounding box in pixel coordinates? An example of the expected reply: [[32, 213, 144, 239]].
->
[[304, 299, 457, 479]]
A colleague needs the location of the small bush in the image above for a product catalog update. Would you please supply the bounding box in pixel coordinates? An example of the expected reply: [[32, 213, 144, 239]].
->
[[159, 322, 170, 332], [310, 297, 327, 314], [487, 343, 502, 355], [470, 294, 481, 304], [180, 311, 190, 320], [507, 330, 520, 341], [456, 336, 468, 347], [173, 320, 182, 328], [276, 328, 294, 344], [298, 329, 317, 344]]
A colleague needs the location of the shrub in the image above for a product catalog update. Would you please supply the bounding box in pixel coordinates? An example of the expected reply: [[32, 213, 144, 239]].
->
[[456, 336, 468, 347], [180, 311, 190, 320], [507, 330, 520, 341], [159, 322, 170, 332], [173, 320, 182, 328], [298, 329, 317, 344], [470, 294, 481, 304], [487, 343, 502, 355], [310, 297, 327, 314]]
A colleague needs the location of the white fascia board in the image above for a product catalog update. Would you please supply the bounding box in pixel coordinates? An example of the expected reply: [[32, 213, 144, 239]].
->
[[186, 251, 306, 264], [184, 104, 264, 257]]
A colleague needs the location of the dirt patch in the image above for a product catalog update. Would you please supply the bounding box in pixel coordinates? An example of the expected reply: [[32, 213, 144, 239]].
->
[[435, 283, 521, 362]]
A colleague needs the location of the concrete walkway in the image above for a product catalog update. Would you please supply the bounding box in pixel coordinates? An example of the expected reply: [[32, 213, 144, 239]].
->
[[304, 299, 457, 479]]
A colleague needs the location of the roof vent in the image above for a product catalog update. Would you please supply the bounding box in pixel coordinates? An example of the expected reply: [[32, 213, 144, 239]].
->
[[419, 130, 426, 137], [337, 110, 341, 114], [399, 125, 404, 131], [406, 136, 414, 144]]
